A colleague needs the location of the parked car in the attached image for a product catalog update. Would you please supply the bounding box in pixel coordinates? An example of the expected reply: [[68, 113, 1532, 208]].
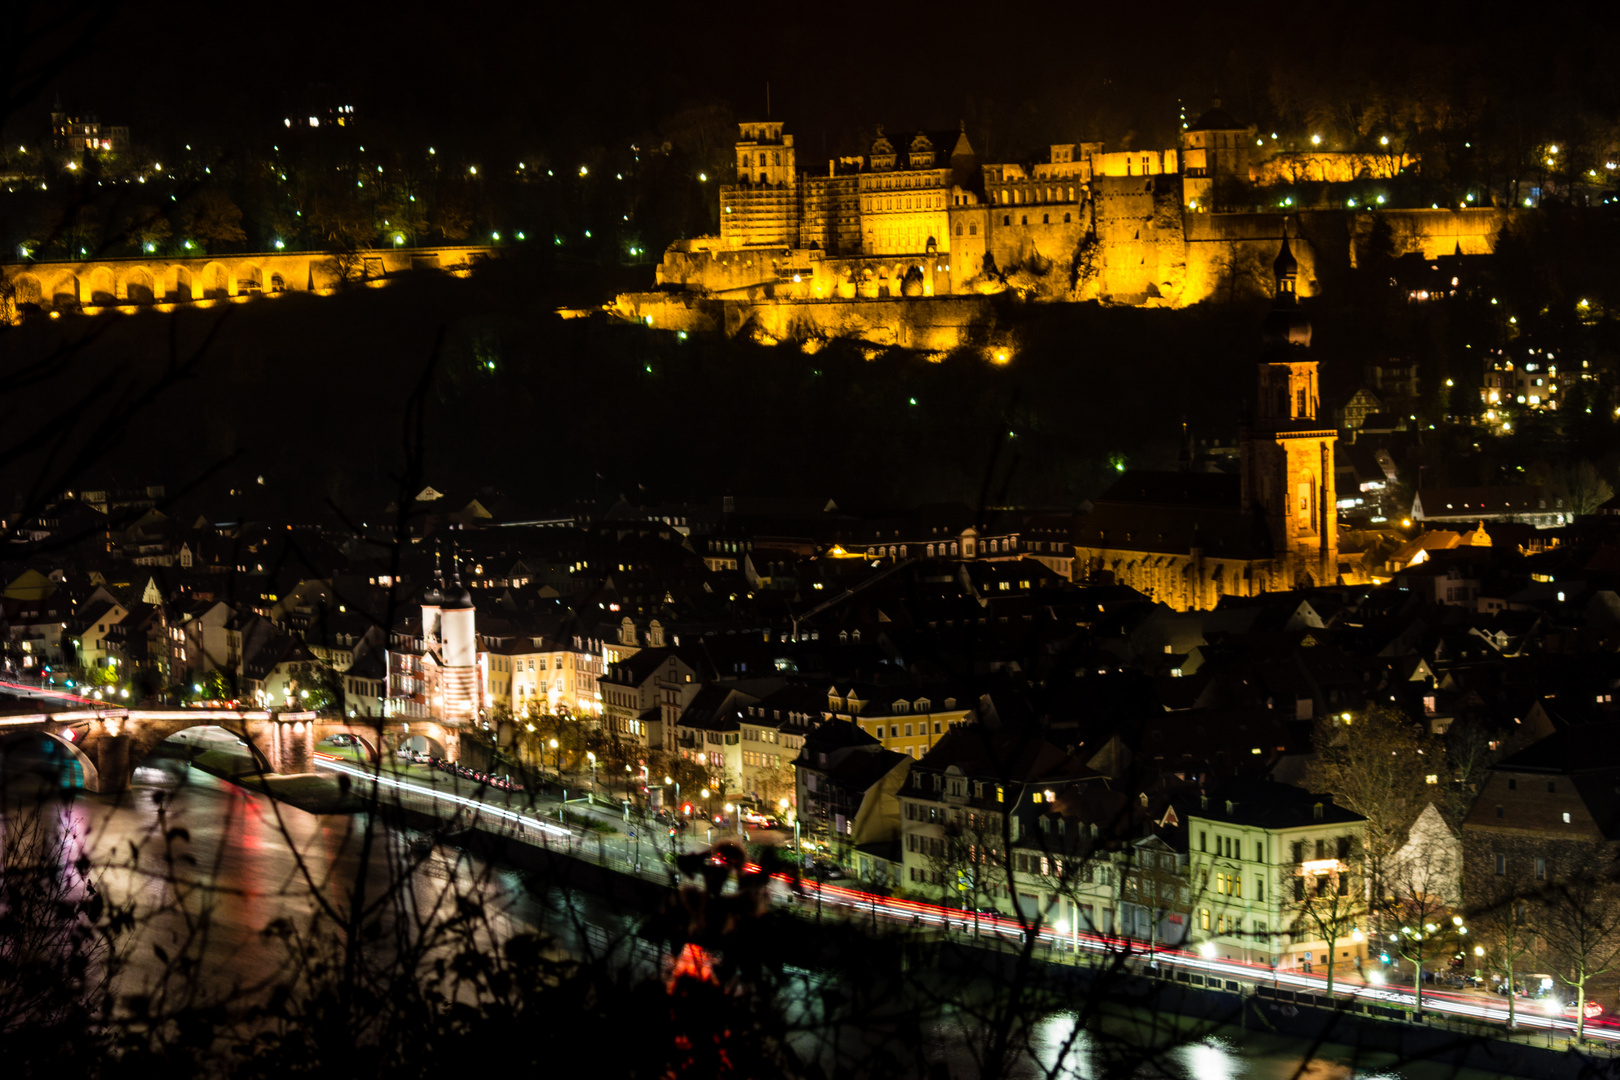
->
[[1563, 1000, 1605, 1019]]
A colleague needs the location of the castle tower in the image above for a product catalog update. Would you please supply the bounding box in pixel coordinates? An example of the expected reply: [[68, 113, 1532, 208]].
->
[[1240, 234, 1338, 589], [721, 121, 800, 249]]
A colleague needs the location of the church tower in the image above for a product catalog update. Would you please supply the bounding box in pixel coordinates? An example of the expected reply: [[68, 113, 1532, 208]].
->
[[1240, 234, 1338, 589]]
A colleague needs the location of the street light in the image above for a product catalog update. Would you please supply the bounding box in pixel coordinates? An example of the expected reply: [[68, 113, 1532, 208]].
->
[[587, 750, 596, 792], [549, 737, 560, 776]]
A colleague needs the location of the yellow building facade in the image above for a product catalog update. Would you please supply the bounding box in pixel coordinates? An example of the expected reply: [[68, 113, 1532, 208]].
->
[[826, 684, 972, 760]]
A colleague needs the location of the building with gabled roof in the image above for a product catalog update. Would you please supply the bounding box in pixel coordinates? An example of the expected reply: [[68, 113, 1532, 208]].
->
[[1188, 779, 1368, 970], [794, 719, 912, 872], [897, 723, 1098, 907]]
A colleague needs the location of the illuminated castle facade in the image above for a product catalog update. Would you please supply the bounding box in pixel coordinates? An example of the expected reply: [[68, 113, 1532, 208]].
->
[[1070, 237, 1339, 609], [643, 106, 1484, 318]]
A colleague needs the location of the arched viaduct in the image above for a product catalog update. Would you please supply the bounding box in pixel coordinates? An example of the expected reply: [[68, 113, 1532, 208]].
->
[[0, 708, 460, 793], [1, 245, 498, 315]]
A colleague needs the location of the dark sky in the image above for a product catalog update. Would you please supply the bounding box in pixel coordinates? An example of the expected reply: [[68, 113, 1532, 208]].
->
[[9, 2, 1556, 164]]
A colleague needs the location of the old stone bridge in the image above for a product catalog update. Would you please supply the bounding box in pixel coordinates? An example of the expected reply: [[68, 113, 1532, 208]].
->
[[1, 245, 499, 315], [0, 706, 461, 793]]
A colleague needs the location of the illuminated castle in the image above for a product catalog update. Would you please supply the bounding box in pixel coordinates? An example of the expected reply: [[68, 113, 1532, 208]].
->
[[637, 107, 1490, 323]]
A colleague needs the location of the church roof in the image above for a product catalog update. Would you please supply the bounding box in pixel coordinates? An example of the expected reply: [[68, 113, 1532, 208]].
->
[[1096, 470, 1240, 509], [1078, 472, 1273, 560], [1187, 104, 1244, 133], [1273, 236, 1298, 279]]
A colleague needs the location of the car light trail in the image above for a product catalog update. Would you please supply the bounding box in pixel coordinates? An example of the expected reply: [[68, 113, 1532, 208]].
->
[[316, 757, 571, 841], [0, 680, 104, 706], [304, 761, 1619, 1043]]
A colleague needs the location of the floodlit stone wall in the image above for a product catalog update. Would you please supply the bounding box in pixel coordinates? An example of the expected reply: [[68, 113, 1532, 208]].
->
[[3, 246, 497, 315]]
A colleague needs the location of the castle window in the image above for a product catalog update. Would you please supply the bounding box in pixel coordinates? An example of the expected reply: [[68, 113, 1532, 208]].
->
[[955, 224, 962, 236], [1042, 214, 1049, 224], [1003, 215, 1010, 226], [1064, 213, 1071, 223], [1021, 216, 1028, 225]]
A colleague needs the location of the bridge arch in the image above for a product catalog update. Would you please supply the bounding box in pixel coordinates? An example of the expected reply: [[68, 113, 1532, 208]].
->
[[0, 728, 101, 791], [122, 265, 157, 303], [313, 719, 384, 763], [87, 266, 115, 305], [200, 262, 232, 299], [399, 732, 449, 758]]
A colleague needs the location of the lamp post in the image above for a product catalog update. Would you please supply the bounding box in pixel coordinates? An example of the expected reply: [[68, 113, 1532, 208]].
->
[[549, 737, 560, 778], [587, 751, 597, 797], [664, 776, 681, 853]]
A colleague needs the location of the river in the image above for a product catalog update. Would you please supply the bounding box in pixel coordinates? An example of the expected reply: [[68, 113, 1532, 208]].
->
[[0, 749, 1514, 1079]]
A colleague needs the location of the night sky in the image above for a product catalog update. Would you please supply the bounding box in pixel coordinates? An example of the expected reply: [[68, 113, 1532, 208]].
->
[[14, 4, 1617, 166]]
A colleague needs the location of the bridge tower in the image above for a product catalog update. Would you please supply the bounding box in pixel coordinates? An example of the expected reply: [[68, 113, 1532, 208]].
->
[[422, 544, 478, 722]]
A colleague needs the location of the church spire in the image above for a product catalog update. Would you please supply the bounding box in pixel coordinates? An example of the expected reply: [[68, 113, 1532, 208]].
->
[[1273, 224, 1299, 301]]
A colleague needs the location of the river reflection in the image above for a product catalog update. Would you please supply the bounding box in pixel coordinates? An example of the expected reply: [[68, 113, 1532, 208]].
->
[[0, 759, 1512, 1078]]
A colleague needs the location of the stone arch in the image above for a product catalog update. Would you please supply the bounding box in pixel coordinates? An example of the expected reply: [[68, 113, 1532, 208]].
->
[[0, 729, 100, 791], [237, 264, 264, 292], [400, 732, 449, 758], [11, 272, 43, 308], [200, 262, 231, 299], [49, 271, 80, 308], [124, 717, 263, 779], [87, 266, 115, 305], [123, 266, 156, 304], [166, 265, 193, 301], [900, 265, 925, 297], [313, 719, 403, 763], [268, 272, 286, 293]]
